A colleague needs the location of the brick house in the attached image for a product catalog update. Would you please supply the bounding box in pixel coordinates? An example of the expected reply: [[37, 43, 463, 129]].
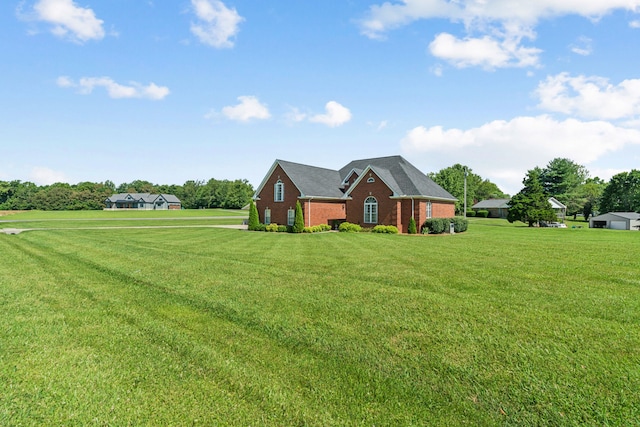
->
[[254, 156, 456, 233]]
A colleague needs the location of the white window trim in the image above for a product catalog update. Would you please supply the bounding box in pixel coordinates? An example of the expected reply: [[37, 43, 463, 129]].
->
[[265, 208, 271, 224], [287, 209, 295, 226], [426, 201, 432, 219], [274, 180, 284, 202], [364, 196, 378, 224]]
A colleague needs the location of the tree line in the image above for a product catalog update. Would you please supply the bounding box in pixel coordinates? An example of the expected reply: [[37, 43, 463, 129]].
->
[[429, 158, 640, 225], [0, 178, 254, 211]]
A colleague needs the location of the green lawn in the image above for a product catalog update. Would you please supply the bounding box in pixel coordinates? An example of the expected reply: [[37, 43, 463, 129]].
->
[[0, 208, 247, 229], [1, 217, 638, 425]]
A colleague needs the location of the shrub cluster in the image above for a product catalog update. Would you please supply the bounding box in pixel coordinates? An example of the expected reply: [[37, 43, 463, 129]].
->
[[338, 222, 362, 233], [250, 223, 332, 233], [372, 225, 399, 234], [421, 217, 468, 234], [466, 210, 476, 217], [476, 210, 489, 218], [303, 224, 332, 233]]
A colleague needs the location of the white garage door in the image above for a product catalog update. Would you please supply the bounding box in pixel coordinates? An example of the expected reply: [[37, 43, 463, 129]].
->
[[610, 221, 627, 230]]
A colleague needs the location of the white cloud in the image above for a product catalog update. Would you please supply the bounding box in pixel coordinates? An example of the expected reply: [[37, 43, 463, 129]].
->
[[535, 73, 640, 120], [221, 96, 271, 122], [25, 0, 105, 43], [309, 101, 352, 127], [284, 106, 307, 124], [29, 166, 68, 185], [359, 0, 640, 69], [57, 76, 170, 100], [401, 115, 640, 194], [360, 0, 640, 38], [429, 32, 541, 69], [570, 36, 593, 56], [190, 0, 244, 48], [630, 20, 640, 28]]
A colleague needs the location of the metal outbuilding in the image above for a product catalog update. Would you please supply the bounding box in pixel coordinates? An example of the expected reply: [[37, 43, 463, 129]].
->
[[589, 212, 640, 230]]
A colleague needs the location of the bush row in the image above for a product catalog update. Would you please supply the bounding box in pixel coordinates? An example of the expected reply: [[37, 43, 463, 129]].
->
[[422, 217, 468, 234], [372, 225, 399, 234], [250, 223, 332, 233], [338, 222, 362, 233], [303, 224, 332, 233]]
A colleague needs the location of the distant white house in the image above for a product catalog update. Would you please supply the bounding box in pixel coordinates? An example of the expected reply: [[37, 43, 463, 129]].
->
[[472, 197, 567, 220], [589, 212, 640, 230], [105, 193, 181, 210]]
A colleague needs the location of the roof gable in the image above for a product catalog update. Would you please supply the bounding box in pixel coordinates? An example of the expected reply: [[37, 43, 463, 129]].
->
[[254, 159, 344, 199], [342, 156, 456, 200]]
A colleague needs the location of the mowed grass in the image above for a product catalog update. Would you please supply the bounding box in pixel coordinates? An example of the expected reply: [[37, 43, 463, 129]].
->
[[1, 218, 638, 425], [0, 208, 247, 229]]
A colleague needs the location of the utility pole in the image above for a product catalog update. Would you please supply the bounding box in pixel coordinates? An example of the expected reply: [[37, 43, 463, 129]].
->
[[463, 166, 468, 217]]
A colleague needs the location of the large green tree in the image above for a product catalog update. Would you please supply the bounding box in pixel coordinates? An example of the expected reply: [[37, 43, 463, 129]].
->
[[430, 164, 507, 215], [539, 158, 589, 217], [507, 168, 557, 226], [580, 177, 606, 220], [599, 170, 640, 213]]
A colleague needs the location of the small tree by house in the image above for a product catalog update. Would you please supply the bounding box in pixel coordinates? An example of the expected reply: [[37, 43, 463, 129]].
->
[[292, 200, 305, 233], [408, 217, 417, 234], [248, 199, 259, 230]]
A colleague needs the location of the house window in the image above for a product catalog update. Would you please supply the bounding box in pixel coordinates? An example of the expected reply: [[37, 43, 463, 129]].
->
[[364, 196, 378, 224], [274, 180, 284, 202], [287, 209, 295, 226], [367, 177, 375, 183], [426, 201, 432, 218], [264, 208, 271, 224]]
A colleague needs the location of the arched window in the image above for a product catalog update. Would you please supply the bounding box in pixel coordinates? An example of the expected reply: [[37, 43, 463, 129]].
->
[[274, 180, 284, 202], [364, 196, 378, 224]]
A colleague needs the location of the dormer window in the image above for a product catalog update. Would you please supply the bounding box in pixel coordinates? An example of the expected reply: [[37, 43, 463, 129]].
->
[[274, 180, 284, 202]]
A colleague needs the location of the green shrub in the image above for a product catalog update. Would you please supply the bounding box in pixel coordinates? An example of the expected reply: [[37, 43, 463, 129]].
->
[[422, 217, 469, 234], [339, 222, 362, 233], [303, 224, 331, 233], [252, 223, 266, 232], [466, 210, 476, 217], [476, 210, 489, 218], [278, 225, 289, 233], [372, 225, 399, 234], [452, 216, 469, 233], [408, 217, 417, 234], [422, 218, 448, 234], [266, 223, 280, 232]]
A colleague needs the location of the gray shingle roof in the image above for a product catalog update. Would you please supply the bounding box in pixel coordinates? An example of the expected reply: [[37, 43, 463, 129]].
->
[[256, 156, 456, 201], [106, 193, 181, 203], [341, 156, 457, 200], [472, 199, 510, 209], [277, 160, 345, 198], [592, 212, 640, 220]]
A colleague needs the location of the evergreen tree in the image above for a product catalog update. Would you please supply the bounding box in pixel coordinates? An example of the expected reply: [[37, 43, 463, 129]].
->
[[248, 200, 260, 230], [507, 169, 557, 227], [292, 201, 304, 233], [408, 216, 417, 234]]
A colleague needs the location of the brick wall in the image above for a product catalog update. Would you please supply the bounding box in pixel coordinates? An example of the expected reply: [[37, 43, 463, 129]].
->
[[345, 170, 397, 227], [255, 164, 300, 225], [303, 200, 345, 227]]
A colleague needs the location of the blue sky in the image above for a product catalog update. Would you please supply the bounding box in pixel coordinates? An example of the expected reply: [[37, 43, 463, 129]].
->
[[3, 0, 640, 195]]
